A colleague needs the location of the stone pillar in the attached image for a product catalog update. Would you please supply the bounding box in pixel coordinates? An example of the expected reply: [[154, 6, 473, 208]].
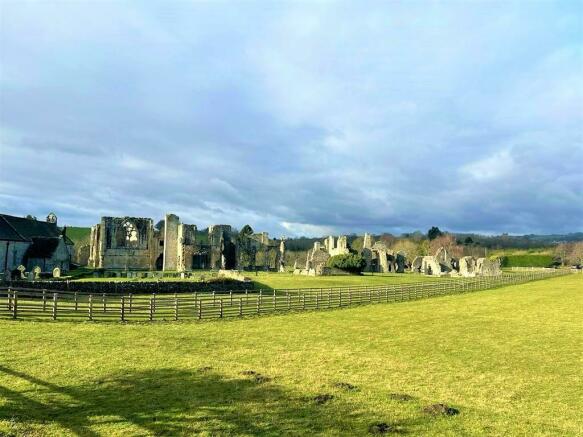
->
[[163, 214, 180, 271], [98, 218, 107, 269], [363, 233, 373, 249], [324, 236, 335, 253]]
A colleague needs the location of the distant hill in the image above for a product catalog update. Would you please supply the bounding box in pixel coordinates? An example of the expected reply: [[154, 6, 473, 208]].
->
[[65, 226, 91, 245]]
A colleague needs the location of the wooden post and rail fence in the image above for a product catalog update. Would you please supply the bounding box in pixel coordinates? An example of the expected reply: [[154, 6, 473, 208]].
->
[[0, 270, 569, 322]]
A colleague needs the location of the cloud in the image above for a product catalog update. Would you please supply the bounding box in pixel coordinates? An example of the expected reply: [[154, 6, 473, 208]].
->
[[281, 222, 336, 238], [461, 150, 515, 181], [0, 1, 581, 235]]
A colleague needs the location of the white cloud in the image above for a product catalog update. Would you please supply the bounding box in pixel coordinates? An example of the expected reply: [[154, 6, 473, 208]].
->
[[281, 222, 336, 238], [461, 150, 515, 182]]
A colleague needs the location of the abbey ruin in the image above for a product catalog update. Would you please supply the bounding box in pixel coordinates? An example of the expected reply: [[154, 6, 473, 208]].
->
[[88, 214, 284, 272], [1, 210, 503, 279], [410, 247, 501, 277], [294, 232, 501, 277]]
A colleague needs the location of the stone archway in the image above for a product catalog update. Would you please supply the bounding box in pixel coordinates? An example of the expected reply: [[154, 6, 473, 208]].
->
[[155, 254, 164, 271]]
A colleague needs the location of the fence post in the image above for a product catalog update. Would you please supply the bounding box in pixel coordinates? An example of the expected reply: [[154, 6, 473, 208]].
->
[[88, 294, 93, 321], [239, 297, 243, 317], [120, 296, 125, 322], [74, 292, 78, 311], [52, 293, 58, 320], [12, 290, 17, 319], [220, 299, 223, 318], [149, 296, 154, 321], [302, 293, 306, 310], [273, 289, 276, 311], [102, 293, 106, 313], [230, 291, 233, 306], [198, 299, 202, 320], [42, 289, 47, 311], [257, 291, 261, 314]]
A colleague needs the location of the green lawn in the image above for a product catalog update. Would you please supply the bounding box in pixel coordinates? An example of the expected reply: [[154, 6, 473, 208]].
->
[[250, 271, 440, 289], [72, 271, 441, 289], [0, 275, 581, 436]]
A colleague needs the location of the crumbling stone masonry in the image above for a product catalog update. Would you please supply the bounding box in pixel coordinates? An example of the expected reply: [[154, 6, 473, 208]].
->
[[89, 215, 204, 271], [362, 233, 406, 273], [411, 247, 501, 277], [88, 214, 284, 272]]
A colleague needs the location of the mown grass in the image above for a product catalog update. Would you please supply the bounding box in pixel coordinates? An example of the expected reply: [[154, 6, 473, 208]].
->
[[0, 275, 581, 436], [72, 271, 441, 289], [250, 271, 440, 289]]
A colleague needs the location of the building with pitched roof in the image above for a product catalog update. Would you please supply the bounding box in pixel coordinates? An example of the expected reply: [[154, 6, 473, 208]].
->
[[0, 213, 73, 276]]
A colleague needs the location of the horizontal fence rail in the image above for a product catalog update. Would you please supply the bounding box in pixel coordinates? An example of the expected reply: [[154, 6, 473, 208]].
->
[[0, 271, 569, 323]]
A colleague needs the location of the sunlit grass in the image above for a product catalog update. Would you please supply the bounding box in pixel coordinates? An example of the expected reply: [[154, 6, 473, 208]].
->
[[0, 274, 581, 436]]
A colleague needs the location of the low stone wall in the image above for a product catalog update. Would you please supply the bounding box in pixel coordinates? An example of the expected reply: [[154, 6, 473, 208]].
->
[[293, 267, 354, 276], [2, 279, 251, 294], [217, 270, 252, 282]]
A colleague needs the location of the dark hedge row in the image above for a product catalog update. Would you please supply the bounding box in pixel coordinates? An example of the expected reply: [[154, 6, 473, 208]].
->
[[3, 279, 252, 295], [500, 255, 555, 268]]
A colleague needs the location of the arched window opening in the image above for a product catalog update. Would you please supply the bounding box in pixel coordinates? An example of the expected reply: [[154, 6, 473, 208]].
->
[[122, 220, 139, 247]]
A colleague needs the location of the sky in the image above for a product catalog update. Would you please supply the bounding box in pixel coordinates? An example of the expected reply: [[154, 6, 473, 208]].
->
[[0, 1, 582, 237]]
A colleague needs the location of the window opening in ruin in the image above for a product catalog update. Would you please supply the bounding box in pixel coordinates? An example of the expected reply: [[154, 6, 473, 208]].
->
[[123, 220, 139, 247]]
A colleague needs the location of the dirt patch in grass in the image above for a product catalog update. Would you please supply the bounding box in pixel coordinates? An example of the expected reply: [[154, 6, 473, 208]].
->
[[240, 370, 271, 383], [313, 394, 334, 405], [333, 382, 359, 391], [253, 374, 271, 384], [368, 422, 395, 434], [197, 366, 213, 373], [388, 393, 415, 401], [422, 403, 459, 416]]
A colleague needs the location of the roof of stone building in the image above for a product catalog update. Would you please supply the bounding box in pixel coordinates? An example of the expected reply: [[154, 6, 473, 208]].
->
[[0, 215, 28, 241], [24, 237, 61, 258], [0, 214, 62, 241]]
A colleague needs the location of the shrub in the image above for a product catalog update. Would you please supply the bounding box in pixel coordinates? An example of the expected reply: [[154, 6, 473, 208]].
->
[[326, 254, 366, 273]]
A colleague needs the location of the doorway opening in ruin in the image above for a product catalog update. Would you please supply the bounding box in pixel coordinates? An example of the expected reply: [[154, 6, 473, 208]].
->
[[224, 242, 237, 270], [192, 253, 208, 269], [155, 254, 163, 271]]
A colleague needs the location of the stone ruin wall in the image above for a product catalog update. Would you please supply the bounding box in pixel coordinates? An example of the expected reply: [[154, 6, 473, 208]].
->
[[89, 217, 154, 270], [163, 213, 180, 271], [177, 223, 197, 272]]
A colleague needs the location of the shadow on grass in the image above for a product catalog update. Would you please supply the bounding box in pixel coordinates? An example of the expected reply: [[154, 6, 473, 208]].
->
[[0, 365, 427, 435]]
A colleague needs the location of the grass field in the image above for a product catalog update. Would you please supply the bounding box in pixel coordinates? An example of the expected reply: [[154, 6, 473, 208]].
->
[[64, 227, 91, 245], [0, 275, 581, 436], [250, 272, 440, 289], [72, 271, 442, 289]]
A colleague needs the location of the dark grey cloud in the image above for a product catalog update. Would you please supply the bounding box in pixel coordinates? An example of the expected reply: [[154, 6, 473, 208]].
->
[[0, 1, 581, 236]]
